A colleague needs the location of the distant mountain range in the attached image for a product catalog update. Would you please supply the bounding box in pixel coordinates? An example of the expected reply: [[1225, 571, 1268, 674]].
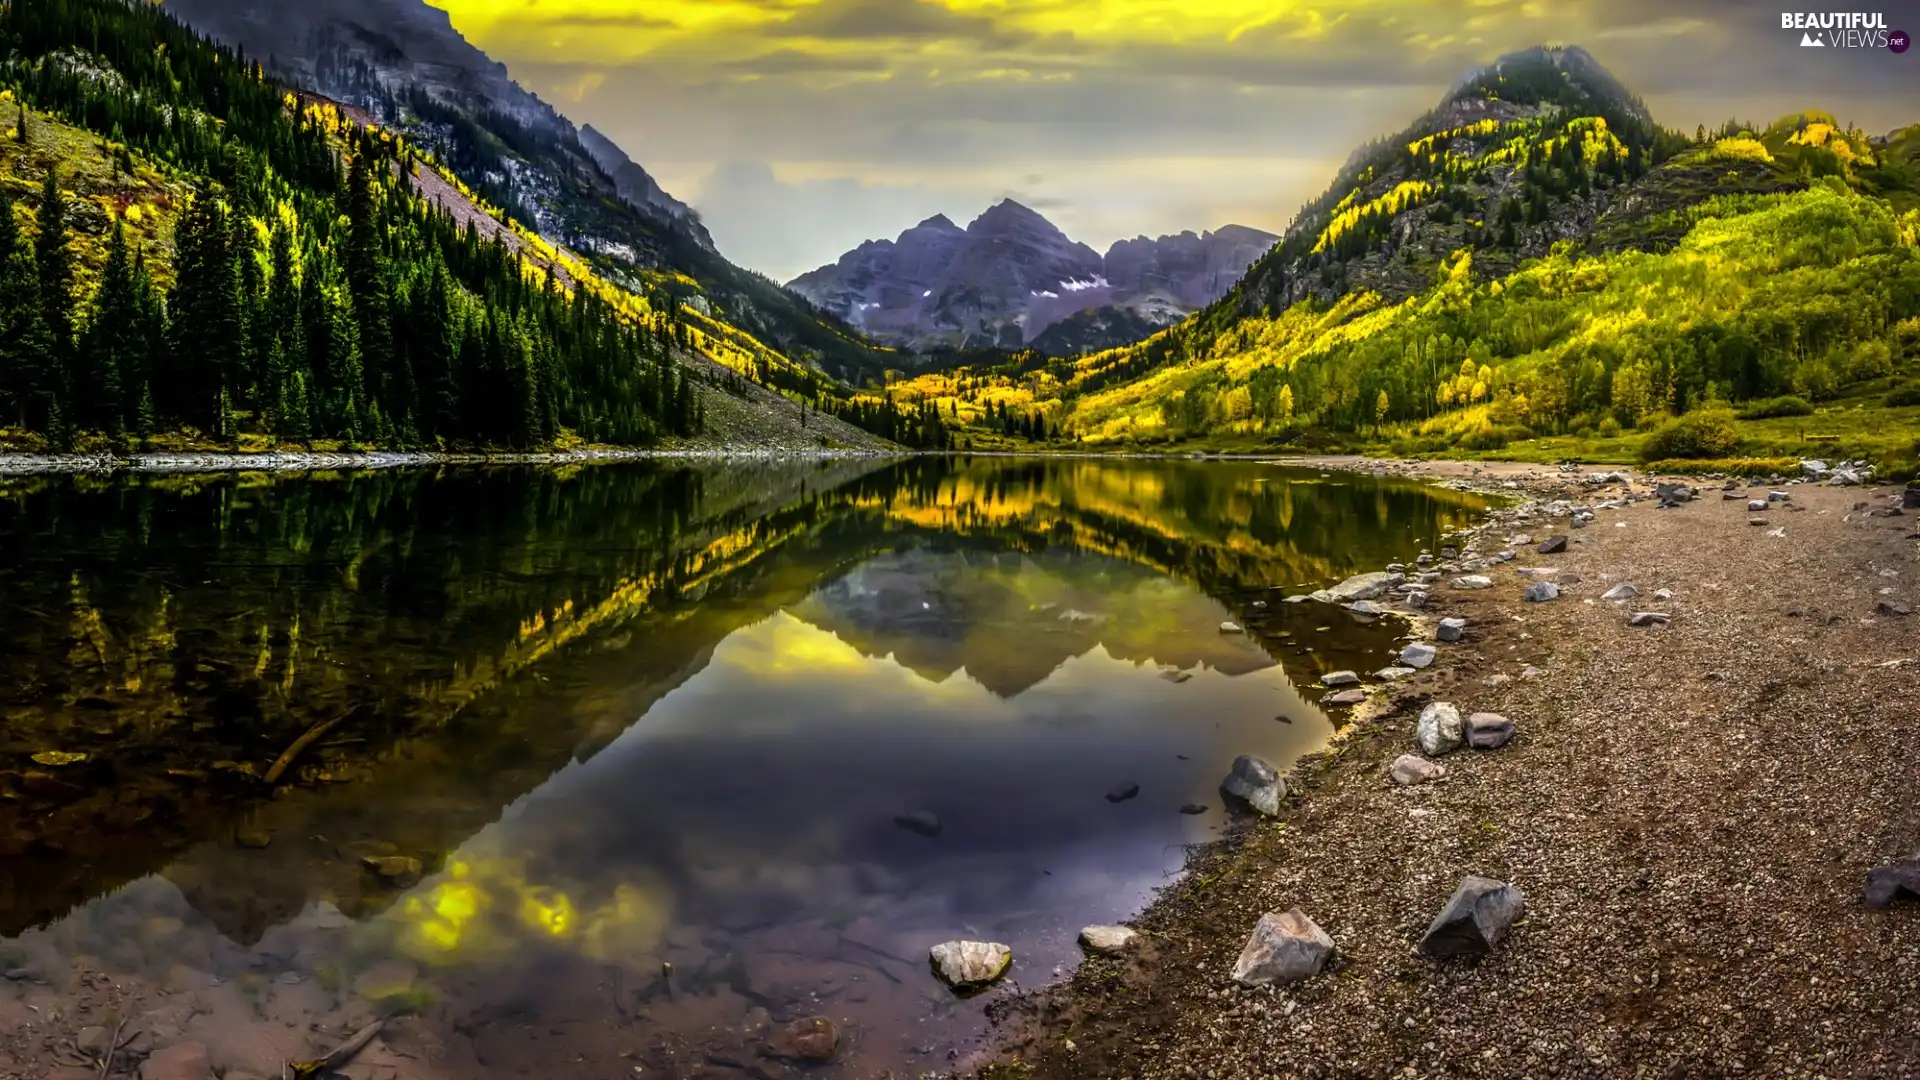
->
[[787, 204, 1277, 355]]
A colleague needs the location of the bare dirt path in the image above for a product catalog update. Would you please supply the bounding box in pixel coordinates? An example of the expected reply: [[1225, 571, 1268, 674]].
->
[[983, 463, 1920, 1079]]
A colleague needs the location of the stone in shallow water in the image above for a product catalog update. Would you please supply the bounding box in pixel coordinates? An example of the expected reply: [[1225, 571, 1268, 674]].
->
[[1230, 909, 1334, 986], [1466, 713, 1515, 749], [1221, 755, 1285, 816], [1348, 600, 1388, 616], [1220, 620, 1244, 634], [1400, 642, 1437, 669], [1436, 617, 1467, 642], [1322, 670, 1361, 687], [1078, 925, 1139, 955], [1324, 689, 1368, 706], [1320, 571, 1405, 603], [893, 810, 942, 838], [1416, 702, 1464, 756], [1373, 666, 1416, 681], [929, 940, 1012, 991], [769, 1017, 841, 1062], [1178, 803, 1208, 815], [1390, 754, 1444, 786], [1105, 782, 1140, 804]]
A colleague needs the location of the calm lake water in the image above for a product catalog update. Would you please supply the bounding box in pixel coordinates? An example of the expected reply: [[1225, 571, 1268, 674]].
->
[[0, 457, 1486, 1078]]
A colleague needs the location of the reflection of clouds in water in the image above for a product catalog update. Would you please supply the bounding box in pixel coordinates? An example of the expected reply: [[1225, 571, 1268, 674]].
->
[[399, 605, 1322, 971]]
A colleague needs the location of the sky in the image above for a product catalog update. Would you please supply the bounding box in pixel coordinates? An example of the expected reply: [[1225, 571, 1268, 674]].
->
[[422, 0, 1920, 282]]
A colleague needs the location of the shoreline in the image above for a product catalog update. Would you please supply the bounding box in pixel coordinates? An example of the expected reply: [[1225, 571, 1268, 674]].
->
[[969, 456, 1920, 1078]]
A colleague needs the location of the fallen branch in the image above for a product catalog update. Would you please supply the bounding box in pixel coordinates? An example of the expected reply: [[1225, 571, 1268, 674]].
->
[[288, 1019, 384, 1079], [263, 715, 345, 785]]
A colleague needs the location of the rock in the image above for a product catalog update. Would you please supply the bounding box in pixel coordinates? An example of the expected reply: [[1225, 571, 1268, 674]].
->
[[1321, 670, 1361, 687], [1586, 471, 1628, 485], [1229, 909, 1335, 986], [1653, 588, 1674, 602], [1324, 689, 1368, 706], [234, 829, 272, 849], [1404, 589, 1430, 608], [1399, 642, 1437, 669], [1510, 534, 1534, 546], [1829, 464, 1867, 486], [769, 1017, 841, 1062], [1628, 611, 1672, 627], [893, 810, 943, 838], [1801, 459, 1829, 480], [362, 855, 423, 888], [1436, 617, 1467, 642], [1466, 713, 1515, 749], [77, 1026, 113, 1056], [141, 1041, 212, 1080], [1864, 854, 1920, 907], [1655, 483, 1697, 508], [1420, 876, 1525, 958], [1347, 600, 1387, 616], [1179, 803, 1208, 815], [30, 751, 89, 767], [1221, 755, 1285, 816], [1769, 491, 1790, 502], [930, 940, 1012, 990], [351, 959, 420, 1004], [1535, 535, 1568, 554], [1451, 575, 1493, 590], [1484, 674, 1512, 688], [1600, 583, 1639, 601], [1105, 782, 1140, 803], [1876, 600, 1913, 618], [1749, 517, 1770, 526], [1416, 703, 1465, 756], [1373, 666, 1416, 681], [1441, 546, 1458, 559], [1320, 571, 1406, 603], [3, 968, 31, 981], [1219, 621, 1244, 634], [1747, 499, 1768, 512], [1078, 925, 1139, 955], [1390, 754, 1445, 786], [1523, 582, 1560, 603], [1905, 485, 1920, 510]]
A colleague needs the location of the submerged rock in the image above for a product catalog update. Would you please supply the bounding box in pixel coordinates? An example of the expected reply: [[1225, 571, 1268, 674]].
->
[[1320, 571, 1405, 603], [1421, 876, 1525, 958], [1322, 670, 1360, 687], [1390, 754, 1444, 786], [1229, 909, 1335, 986], [929, 940, 1012, 991], [1078, 925, 1140, 955], [1324, 689, 1368, 706], [893, 810, 943, 838], [769, 1017, 841, 1062], [1416, 703, 1465, 756], [1105, 782, 1141, 804], [1221, 755, 1285, 816]]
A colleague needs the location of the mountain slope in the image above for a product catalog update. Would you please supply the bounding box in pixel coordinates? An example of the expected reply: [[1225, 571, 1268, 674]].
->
[[878, 46, 1920, 470], [789, 201, 1275, 354], [163, 0, 896, 384]]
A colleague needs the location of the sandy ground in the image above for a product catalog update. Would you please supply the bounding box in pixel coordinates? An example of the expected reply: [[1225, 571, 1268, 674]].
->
[[980, 460, 1920, 1079]]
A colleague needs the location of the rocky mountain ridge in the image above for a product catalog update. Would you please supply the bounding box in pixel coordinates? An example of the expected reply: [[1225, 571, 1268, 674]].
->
[[788, 202, 1276, 354]]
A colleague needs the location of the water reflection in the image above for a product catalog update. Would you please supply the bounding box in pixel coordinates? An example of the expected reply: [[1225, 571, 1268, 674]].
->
[[0, 457, 1485, 1078]]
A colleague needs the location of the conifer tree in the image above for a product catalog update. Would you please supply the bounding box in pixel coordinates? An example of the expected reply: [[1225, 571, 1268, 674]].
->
[[76, 216, 137, 432]]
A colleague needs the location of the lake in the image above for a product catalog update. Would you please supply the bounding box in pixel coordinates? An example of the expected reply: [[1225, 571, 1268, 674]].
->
[[0, 457, 1486, 1078]]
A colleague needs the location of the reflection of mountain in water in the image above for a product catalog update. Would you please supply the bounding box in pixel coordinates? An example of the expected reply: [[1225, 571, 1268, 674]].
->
[[800, 549, 1276, 698], [0, 457, 1486, 945]]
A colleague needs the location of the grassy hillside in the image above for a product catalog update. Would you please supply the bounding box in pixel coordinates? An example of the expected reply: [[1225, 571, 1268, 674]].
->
[[878, 80, 1920, 474]]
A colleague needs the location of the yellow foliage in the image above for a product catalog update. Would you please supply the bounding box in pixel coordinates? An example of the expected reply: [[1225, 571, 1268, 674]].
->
[[1712, 137, 1773, 163], [1313, 180, 1432, 254]]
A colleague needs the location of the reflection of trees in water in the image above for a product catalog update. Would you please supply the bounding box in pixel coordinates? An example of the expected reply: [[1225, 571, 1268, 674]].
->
[[0, 458, 1484, 938]]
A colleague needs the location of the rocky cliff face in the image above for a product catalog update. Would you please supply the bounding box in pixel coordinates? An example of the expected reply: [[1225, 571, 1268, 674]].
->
[[789, 202, 1275, 354]]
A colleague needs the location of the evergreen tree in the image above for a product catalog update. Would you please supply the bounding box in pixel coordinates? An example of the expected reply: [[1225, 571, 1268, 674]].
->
[[76, 216, 137, 432]]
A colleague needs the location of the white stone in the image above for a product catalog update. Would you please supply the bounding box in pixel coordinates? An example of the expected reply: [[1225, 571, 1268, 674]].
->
[[929, 941, 1012, 990], [1416, 702, 1465, 756], [1390, 754, 1445, 786], [1451, 575, 1494, 590], [1230, 909, 1334, 986], [1078, 925, 1139, 955]]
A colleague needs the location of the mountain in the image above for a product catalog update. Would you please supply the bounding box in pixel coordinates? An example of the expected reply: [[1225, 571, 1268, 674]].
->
[[881, 45, 1920, 470], [163, 0, 895, 384], [788, 202, 1276, 354]]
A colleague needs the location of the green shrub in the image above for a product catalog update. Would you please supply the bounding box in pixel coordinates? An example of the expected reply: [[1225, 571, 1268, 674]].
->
[[1737, 395, 1814, 419], [1597, 417, 1623, 438], [1639, 407, 1740, 461], [1883, 381, 1920, 407]]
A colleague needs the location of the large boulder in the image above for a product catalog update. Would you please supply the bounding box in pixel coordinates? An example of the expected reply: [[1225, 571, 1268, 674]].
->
[[1416, 702, 1465, 756], [1221, 755, 1285, 816], [1420, 876, 1525, 958], [1229, 909, 1335, 986], [929, 941, 1012, 991]]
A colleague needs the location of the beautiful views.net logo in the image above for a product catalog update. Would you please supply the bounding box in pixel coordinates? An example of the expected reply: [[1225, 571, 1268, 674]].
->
[[1780, 11, 1909, 50]]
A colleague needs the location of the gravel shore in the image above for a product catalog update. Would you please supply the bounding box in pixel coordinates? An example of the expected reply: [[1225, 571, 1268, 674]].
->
[[981, 459, 1920, 1079]]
